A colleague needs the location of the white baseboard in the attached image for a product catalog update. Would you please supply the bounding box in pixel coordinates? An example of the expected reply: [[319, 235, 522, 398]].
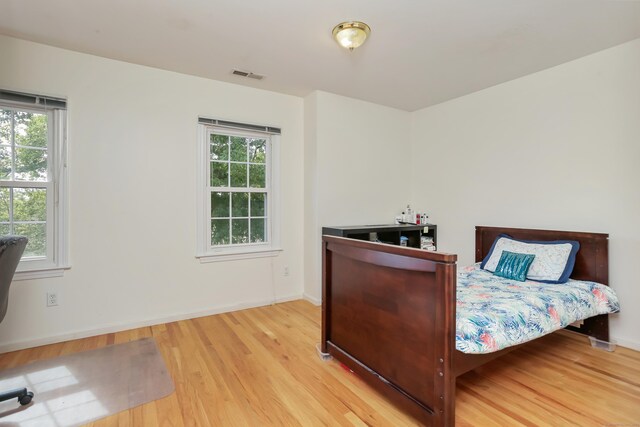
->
[[611, 336, 640, 352], [303, 293, 321, 306], [0, 293, 303, 353], [273, 293, 303, 304]]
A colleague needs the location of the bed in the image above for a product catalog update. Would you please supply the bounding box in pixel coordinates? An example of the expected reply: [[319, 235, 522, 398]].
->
[[320, 226, 617, 426]]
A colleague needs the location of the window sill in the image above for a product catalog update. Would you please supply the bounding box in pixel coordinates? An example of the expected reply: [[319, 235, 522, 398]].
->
[[197, 247, 282, 263], [14, 265, 70, 281]]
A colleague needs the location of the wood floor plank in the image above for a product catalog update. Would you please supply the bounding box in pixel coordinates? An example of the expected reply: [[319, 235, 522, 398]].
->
[[1, 300, 639, 426]]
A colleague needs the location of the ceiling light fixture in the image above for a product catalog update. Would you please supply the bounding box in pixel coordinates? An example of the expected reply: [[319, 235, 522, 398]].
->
[[332, 21, 371, 51]]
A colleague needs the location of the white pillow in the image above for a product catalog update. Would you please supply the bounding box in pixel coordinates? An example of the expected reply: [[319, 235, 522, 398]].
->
[[481, 235, 579, 283]]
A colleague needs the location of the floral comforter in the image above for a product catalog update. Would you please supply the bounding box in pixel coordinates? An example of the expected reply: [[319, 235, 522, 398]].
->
[[456, 264, 620, 354]]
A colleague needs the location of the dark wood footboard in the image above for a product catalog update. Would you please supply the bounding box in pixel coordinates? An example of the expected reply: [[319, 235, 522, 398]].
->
[[322, 236, 457, 426], [322, 227, 611, 426]]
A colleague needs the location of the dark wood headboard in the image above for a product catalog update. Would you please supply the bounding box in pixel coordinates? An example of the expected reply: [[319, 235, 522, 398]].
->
[[475, 226, 609, 286]]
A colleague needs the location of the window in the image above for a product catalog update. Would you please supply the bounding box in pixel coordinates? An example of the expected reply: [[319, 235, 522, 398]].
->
[[0, 90, 68, 278], [197, 118, 280, 261]]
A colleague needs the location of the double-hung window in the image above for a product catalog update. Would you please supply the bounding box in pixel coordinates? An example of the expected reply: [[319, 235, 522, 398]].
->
[[197, 118, 280, 261], [0, 90, 68, 277]]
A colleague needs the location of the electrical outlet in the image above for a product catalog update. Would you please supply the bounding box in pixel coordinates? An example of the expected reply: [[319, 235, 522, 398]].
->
[[47, 292, 58, 307], [283, 266, 290, 277]]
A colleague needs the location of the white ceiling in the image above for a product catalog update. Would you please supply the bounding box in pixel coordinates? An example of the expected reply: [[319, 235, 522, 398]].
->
[[1, 0, 640, 111]]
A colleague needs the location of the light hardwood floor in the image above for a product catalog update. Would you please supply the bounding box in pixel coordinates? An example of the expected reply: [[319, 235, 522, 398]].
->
[[1, 300, 639, 426]]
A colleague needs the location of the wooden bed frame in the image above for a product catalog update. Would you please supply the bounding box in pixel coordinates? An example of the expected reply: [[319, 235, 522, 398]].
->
[[321, 226, 610, 426]]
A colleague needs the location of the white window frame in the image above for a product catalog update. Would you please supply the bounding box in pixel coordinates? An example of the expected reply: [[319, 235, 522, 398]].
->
[[0, 93, 69, 280], [196, 121, 281, 262]]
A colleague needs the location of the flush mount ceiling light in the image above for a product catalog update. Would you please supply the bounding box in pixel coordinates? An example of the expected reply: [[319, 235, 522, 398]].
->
[[332, 21, 371, 51]]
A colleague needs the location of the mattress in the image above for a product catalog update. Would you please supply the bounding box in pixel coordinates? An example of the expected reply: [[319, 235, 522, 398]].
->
[[456, 264, 620, 354]]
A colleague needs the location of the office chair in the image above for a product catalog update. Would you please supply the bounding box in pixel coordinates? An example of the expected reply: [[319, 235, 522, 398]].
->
[[0, 235, 34, 406]]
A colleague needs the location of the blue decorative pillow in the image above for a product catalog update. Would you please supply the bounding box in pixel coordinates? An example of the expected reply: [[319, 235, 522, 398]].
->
[[493, 251, 535, 282], [480, 234, 580, 284]]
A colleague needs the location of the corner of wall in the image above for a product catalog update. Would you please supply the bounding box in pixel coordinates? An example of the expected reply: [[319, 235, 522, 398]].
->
[[303, 92, 321, 302]]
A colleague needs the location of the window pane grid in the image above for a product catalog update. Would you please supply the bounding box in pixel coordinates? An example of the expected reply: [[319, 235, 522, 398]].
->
[[1, 221, 46, 224], [0, 181, 48, 187], [0, 185, 47, 254], [1, 109, 49, 183], [210, 189, 268, 246], [0, 106, 50, 258], [207, 130, 269, 248], [11, 109, 16, 182], [1, 144, 47, 151], [210, 188, 266, 194], [218, 160, 265, 166]]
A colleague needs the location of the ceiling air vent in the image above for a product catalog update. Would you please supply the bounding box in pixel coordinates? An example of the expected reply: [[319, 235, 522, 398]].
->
[[232, 69, 264, 80]]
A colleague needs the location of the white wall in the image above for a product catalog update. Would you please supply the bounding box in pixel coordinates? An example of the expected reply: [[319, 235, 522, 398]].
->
[[410, 38, 640, 350], [0, 35, 305, 351], [303, 91, 412, 302]]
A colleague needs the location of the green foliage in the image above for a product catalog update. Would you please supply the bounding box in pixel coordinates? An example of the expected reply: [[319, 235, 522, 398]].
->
[[15, 222, 46, 257], [0, 188, 9, 222], [211, 219, 229, 245], [0, 108, 48, 257], [0, 110, 11, 179], [230, 163, 247, 187], [210, 134, 228, 161], [16, 113, 48, 181], [13, 188, 46, 221], [230, 137, 247, 162]]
